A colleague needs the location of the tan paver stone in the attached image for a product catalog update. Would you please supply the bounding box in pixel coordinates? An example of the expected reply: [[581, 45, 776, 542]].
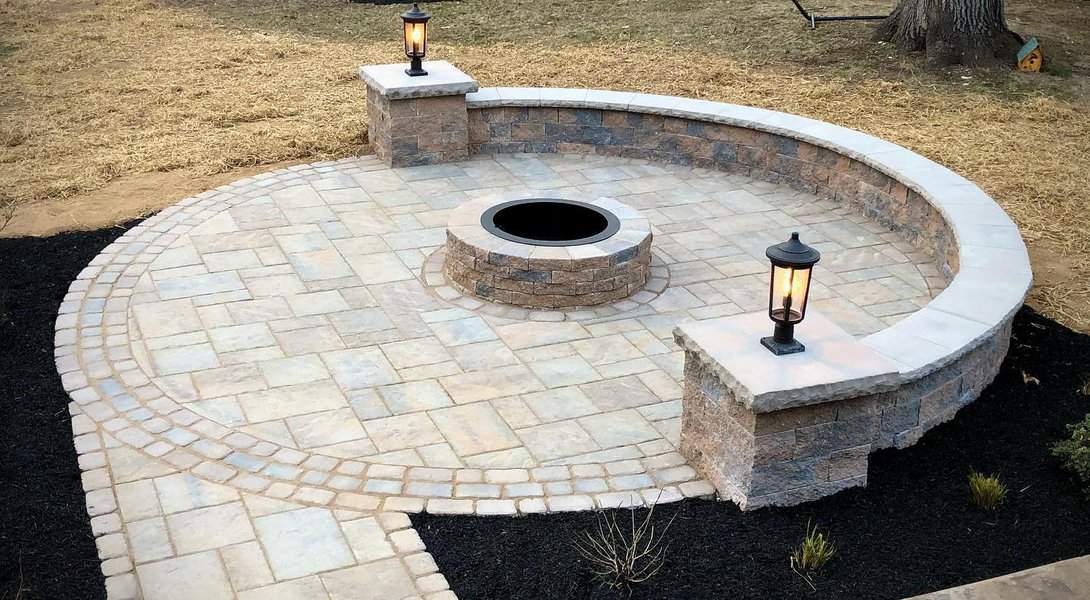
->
[[378, 380, 454, 414], [275, 326, 345, 356], [341, 517, 396, 563], [381, 337, 453, 369], [364, 413, 444, 452], [237, 575, 330, 600], [448, 340, 519, 371], [580, 375, 661, 412], [127, 517, 173, 563], [522, 387, 599, 422], [439, 365, 543, 404], [133, 299, 203, 339], [527, 355, 601, 388], [321, 559, 417, 600], [286, 408, 368, 449], [518, 421, 599, 462], [151, 343, 220, 376], [166, 501, 255, 554], [427, 316, 498, 347], [136, 551, 234, 600], [259, 355, 329, 388], [430, 403, 521, 457], [238, 380, 347, 422], [572, 334, 646, 366], [220, 541, 275, 591], [579, 409, 661, 448], [154, 473, 239, 514], [495, 321, 590, 350], [322, 347, 401, 390], [193, 363, 267, 397], [254, 507, 355, 580]]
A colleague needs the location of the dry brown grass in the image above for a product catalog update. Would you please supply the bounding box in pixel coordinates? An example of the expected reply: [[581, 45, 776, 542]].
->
[[2, 0, 1089, 327]]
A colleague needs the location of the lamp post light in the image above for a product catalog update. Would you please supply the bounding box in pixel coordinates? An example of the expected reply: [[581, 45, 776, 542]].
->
[[401, 3, 431, 77], [761, 232, 821, 356]]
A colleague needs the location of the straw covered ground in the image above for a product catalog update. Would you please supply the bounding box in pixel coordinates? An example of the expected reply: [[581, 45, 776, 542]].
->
[[1, 0, 1088, 328]]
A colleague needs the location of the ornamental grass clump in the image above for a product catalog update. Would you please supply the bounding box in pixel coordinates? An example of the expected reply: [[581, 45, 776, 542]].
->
[[572, 501, 676, 592], [1052, 413, 1090, 497], [968, 470, 1008, 510], [790, 520, 836, 590]]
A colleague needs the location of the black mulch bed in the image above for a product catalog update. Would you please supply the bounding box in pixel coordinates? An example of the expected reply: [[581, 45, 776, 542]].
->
[[415, 307, 1090, 599], [1, 223, 139, 600]]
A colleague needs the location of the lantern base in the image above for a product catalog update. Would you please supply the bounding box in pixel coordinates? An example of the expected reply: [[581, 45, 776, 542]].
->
[[761, 335, 805, 356], [405, 58, 428, 77]]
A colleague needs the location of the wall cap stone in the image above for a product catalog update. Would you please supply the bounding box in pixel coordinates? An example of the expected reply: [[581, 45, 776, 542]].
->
[[360, 61, 479, 99], [465, 86, 1033, 381], [674, 311, 901, 413]]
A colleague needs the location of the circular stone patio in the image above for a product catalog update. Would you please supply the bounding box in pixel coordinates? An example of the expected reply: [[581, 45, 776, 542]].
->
[[60, 152, 941, 522]]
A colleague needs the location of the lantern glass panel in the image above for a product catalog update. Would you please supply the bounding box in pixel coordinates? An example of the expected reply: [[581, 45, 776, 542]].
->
[[404, 21, 427, 57], [769, 265, 811, 323]]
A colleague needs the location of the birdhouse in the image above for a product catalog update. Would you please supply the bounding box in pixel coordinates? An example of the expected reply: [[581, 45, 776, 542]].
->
[[1017, 37, 1043, 72]]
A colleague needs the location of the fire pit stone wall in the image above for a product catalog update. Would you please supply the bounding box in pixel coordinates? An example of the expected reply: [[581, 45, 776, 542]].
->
[[444, 197, 653, 309]]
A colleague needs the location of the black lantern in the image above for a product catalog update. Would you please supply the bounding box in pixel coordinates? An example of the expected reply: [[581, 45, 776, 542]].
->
[[401, 3, 431, 77], [761, 232, 821, 355]]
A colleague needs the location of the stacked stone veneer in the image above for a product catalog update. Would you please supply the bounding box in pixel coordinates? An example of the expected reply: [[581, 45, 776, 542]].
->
[[367, 90, 471, 167], [445, 233, 652, 309], [443, 197, 653, 309]]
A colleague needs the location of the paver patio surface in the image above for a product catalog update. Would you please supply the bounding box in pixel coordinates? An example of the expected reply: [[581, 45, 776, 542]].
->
[[59, 153, 940, 599]]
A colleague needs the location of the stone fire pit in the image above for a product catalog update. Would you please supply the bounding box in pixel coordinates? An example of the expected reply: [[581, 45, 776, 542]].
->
[[444, 196, 652, 309]]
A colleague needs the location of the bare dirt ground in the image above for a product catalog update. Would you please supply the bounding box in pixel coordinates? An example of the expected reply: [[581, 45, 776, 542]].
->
[[1, 0, 1088, 328]]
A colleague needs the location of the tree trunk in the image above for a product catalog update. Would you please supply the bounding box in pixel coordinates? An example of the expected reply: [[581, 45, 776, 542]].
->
[[875, 0, 1021, 69]]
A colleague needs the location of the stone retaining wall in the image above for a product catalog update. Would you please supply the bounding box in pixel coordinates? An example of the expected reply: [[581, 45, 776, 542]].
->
[[467, 105, 958, 283]]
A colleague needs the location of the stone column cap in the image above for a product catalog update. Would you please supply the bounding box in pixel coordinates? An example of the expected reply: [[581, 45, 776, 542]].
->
[[359, 61, 479, 100], [674, 311, 901, 413]]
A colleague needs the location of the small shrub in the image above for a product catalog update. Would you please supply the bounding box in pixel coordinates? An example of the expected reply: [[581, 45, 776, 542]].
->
[[790, 520, 835, 590], [1053, 413, 1090, 497], [968, 470, 1008, 510], [572, 500, 676, 592]]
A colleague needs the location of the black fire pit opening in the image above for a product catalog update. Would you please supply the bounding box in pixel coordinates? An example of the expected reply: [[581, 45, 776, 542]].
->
[[482, 199, 621, 247]]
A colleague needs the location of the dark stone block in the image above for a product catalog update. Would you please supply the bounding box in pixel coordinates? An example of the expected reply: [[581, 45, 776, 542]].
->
[[607, 127, 636, 146], [572, 109, 603, 126], [581, 127, 613, 145], [510, 269, 551, 283], [544, 123, 584, 144], [391, 137, 419, 155], [488, 123, 511, 141], [776, 137, 799, 157], [712, 141, 738, 164], [687, 121, 705, 137], [611, 245, 639, 265], [475, 282, 495, 297]]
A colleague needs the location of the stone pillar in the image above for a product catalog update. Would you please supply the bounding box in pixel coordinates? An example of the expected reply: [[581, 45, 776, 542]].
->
[[359, 61, 478, 168], [673, 311, 902, 510]]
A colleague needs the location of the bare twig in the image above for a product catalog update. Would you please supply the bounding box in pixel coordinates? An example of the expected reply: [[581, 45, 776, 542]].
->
[[0, 197, 16, 233]]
